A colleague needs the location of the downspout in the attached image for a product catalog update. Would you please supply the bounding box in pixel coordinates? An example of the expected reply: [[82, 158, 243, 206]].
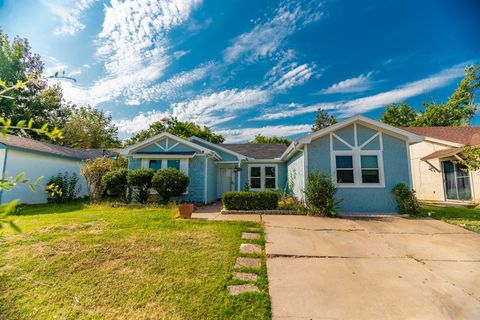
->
[[237, 160, 241, 191]]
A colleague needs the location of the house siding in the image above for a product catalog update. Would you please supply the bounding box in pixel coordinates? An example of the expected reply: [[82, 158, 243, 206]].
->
[[187, 155, 205, 203], [287, 150, 305, 199], [206, 157, 217, 202], [1, 148, 88, 204]]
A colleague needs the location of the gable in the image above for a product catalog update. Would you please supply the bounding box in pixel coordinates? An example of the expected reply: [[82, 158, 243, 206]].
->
[[134, 136, 197, 154], [331, 123, 383, 151]]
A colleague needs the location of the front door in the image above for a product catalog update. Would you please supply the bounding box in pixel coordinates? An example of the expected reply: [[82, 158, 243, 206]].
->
[[218, 168, 234, 198], [442, 160, 472, 201]]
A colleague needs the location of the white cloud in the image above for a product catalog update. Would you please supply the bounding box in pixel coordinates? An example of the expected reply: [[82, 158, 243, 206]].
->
[[115, 110, 169, 134], [56, 0, 203, 106], [321, 72, 373, 94], [45, 0, 97, 36], [256, 102, 338, 121], [170, 88, 271, 126], [223, 0, 323, 63], [218, 124, 311, 143], [338, 64, 466, 116], [270, 63, 314, 91]]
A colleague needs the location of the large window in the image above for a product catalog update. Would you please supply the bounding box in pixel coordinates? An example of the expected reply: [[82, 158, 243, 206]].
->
[[333, 152, 383, 187], [167, 160, 180, 170], [149, 160, 162, 171], [144, 158, 188, 175], [248, 165, 277, 190]]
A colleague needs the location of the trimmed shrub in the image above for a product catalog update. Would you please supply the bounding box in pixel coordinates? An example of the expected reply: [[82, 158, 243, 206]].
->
[[222, 191, 278, 210], [46, 172, 81, 203], [304, 172, 340, 216], [152, 168, 189, 203], [127, 169, 154, 204], [81, 158, 117, 202], [392, 183, 420, 215], [102, 169, 129, 202]]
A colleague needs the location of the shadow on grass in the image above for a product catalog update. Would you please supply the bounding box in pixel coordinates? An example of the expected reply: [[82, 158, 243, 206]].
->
[[13, 201, 89, 216]]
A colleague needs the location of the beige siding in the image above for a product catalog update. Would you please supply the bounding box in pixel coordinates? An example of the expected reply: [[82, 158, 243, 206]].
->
[[409, 140, 480, 204]]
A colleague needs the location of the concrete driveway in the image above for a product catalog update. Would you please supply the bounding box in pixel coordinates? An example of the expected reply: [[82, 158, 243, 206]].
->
[[264, 215, 480, 320]]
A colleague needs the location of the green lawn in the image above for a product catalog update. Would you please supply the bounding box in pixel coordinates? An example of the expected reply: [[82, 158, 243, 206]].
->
[[0, 203, 271, 319], [420, 204, 480, 233]]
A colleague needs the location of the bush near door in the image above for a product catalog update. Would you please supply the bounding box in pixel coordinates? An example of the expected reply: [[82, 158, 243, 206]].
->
[[222, 191, 278, 210]]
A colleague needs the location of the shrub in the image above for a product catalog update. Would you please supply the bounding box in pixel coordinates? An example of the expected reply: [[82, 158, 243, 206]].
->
[[392, 183, 420, 215], [46, 172, 81, 203], [127, 169, 154, 204], [152, 168, 189, 203], [304, 172, 340, 216], [81, 158, 117, 202], [222, 191, 278, 210], [278, 195, 306, 213], [102, 169, 129, 202]]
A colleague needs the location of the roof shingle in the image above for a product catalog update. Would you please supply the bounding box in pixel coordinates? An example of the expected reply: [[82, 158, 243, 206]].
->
[[219, 143, 288, 159], [0, 135, 118, 160], [403, 127, 480, 145]]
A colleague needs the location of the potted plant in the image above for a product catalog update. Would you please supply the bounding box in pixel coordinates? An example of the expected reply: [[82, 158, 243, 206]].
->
[[151, 168, 192, 218], [178, 202, 194, 218]]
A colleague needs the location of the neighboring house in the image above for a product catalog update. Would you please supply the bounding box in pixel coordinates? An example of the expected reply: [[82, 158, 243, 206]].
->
[[403, 127, 480, 205], [0, 135, 117, 204], [122, 115, 422, 213]]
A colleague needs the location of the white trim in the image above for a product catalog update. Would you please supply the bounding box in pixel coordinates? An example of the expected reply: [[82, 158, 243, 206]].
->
[[204, 156, 208, 204], [405, 140, 413, 188], [424, 137, 464, 148], [188, 136, 248, 159], [130, 154, 194, 159], [331, 151, 385, 188], [331, 133, 354, 149], [237, 160, 241, 191], [245, 159, 284, 163], [299, 115, 423, 145], [247, 164, 279, 190], [359, 132, 380, 149], [303, 144, 308, 190]]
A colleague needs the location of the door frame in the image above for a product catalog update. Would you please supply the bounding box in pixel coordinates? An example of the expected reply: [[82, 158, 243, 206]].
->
[[441, 159, 473, 202], [217, 166, 235, 199]]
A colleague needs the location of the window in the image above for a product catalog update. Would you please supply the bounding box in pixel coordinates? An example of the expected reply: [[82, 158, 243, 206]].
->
[[249, 165, 277, 190], [149, 160, 162, 171], [335, 156, 354, 183], [167, 160, 180, 170], [361, 155, 379, 183], [332, 152, 383, 187], [250, 167, 261, 189]]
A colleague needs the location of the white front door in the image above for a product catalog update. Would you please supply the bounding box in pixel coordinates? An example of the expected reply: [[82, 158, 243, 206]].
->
[[218, 168, 234, 198]]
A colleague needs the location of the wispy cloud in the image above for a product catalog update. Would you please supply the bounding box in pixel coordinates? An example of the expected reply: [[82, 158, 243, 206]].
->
[[115, 110, 169, 134], [57, 0, 203, 106], [255, 102, 337, 120], [223, 0, 323, 63], [44, 0, 97, 36], [218, 124, 311, 143], [320, 72, 373, 94], [270, 63, 314, 91]]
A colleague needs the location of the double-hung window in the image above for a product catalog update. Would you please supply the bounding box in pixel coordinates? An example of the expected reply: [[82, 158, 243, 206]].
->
[[248, 165, 277, 190], [148, 160, 162, 171], [333, 152, 383, 187]]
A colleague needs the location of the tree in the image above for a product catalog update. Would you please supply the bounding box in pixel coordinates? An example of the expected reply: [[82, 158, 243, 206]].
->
[[81, 158, 118, 202], [0, 30, 70, 136], [124, 117, 225, 146], [152, 168, 189, 203], [380, 103, 418, 127], [248, 134, 291, 146], [455, 146, 480, 171], [59, 106, 121, 149], [380, 64, 480, 127], [312, 109, 337, 132]]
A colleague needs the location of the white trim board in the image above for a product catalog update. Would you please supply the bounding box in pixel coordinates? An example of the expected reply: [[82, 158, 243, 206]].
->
[[247, 163, 279, 190]]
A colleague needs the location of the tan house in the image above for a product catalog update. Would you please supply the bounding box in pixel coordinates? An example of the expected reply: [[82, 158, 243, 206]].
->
[[403, 127, 480, 205]]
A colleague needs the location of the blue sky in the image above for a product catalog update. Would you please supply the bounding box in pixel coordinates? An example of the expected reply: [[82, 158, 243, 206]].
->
[[1, 0, 479, 142]]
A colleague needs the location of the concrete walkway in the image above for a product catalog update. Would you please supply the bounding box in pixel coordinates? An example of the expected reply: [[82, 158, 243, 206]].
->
[[265, 215, 480, 320], [191, 202, 261, 222]]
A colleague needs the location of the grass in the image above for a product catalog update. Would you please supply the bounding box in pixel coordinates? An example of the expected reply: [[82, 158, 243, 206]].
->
[[0, 203, 271, 319], [419, 204, 480, 233]]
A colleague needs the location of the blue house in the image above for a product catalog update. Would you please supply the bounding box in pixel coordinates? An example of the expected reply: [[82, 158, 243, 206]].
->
[[121, 115, 422, 213]]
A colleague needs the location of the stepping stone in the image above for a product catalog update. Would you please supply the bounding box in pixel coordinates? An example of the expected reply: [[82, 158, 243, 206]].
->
[[228, 284, 260, 295], [235, 257, 261, 269], [246, 227, 260, 232], [242, 232, 260, 240], [240, 243, 262, 254], [233, 272, 258, 282]]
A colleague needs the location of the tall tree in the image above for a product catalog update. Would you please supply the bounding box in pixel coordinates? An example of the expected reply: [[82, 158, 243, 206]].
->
[[0, 30, 70, 134], [124, 117, 225, 146], [59, 106, 121, 149], [381, 64, 480, 127], [312, 109, 337, 132], [248, 134, 291, 146], [380, 103, 418, 127]]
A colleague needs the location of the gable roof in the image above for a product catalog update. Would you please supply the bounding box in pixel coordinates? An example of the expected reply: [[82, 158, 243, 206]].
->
[[220, 143, 288, 159], [402, 127, 480, 145], [121, 132, 220, 159], [188, 136, 247, 159], [0, 135, 117, 160]]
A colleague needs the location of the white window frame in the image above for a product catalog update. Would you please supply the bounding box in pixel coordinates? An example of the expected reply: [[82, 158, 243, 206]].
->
[[331, 151, 385, 188], [141, 158, 189, 176], [247, 164, 279, 190]]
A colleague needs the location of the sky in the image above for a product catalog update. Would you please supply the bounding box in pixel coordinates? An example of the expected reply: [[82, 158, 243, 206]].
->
[[1, 0, 479, 142]]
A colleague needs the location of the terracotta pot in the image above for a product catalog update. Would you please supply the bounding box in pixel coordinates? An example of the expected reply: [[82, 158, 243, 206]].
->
[[178, 203, 194, 219]]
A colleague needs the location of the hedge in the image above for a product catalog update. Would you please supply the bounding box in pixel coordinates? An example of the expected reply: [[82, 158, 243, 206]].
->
[[222, 191, 279, 210]]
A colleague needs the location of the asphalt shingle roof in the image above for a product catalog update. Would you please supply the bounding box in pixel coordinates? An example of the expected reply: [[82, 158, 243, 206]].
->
[[403, 127, 480, 145], [219, 143, 288, 159], [0, 135, 118, 160]]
